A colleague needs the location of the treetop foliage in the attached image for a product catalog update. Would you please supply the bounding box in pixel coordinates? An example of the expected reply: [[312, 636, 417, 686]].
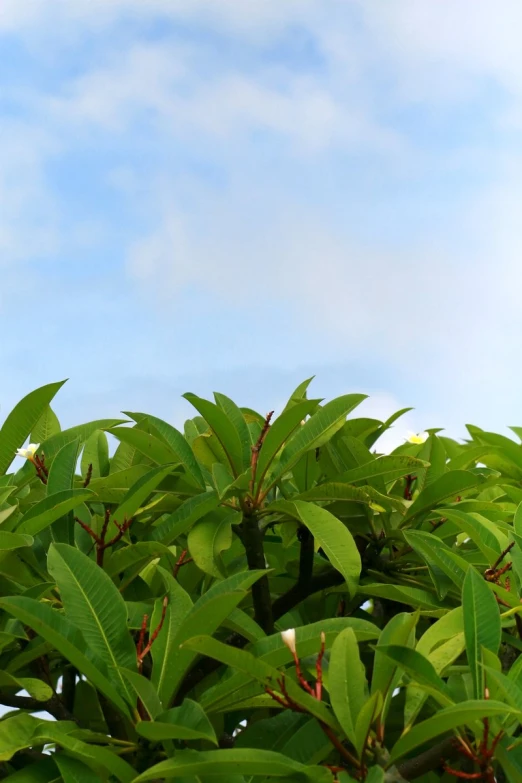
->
[[0, 379, 520, 781]]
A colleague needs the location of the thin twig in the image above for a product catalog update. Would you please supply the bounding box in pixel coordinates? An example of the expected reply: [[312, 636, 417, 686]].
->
[[173, 549, 193, 579], [83, 463, 93, 488], [138, 597, 168, 662], [250, 411, 274, 497], [74, 511, 134, 568], [74, 516, 102, 544]]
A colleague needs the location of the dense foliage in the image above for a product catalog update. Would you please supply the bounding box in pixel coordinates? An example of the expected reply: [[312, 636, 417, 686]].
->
[[0, 379, 522, 781]]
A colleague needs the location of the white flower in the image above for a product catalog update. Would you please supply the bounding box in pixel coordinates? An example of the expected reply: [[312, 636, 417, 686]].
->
[[280, 628, 296, 655], [15, 443, 40, 460], [406, 431, 428, 445]]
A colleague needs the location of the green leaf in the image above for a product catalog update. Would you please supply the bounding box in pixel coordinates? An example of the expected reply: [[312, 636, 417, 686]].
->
[[151, 490, 219, 545], [416, 607, 464, 656], [364, 768, 385, 783], [33, 725, 135, 782], [329, 627, 368, 747], [358, 584, 443, 611], [496, 736, 522, 783], [47, 440, 80, 496], [212, 461, 235, 497], [338, 455, 428, 484], [31, 405, 61, 444], [136, 413, 205, 488], [371, 613, 417, 699], [259, 715, 331, 767], [415, 434, 447, 491], [0, 380, 66, 475], [366, 407, 413, 449], [0, 596, 131, 716], [108, 426, 176, 466], [104, 541, 172, 578], [133, 749, 332, 782], [112, 464, 176, 525], [136, 699, 218, 744], [85, 466, 149, 504], [201, 618, 379, 713], [121, 668, 163, 719], [40, 419, 128, 464], [0, 531, 33, 551], [150, 567, 193, 705], [184, 393, 244, 476], [54, 755, 102, 783], [2, 758, 60, 781], [298, 482, 405, 513], [0, 713, 39, 761], [403, 471, 482, 522], [388, 700, 519, 764], [0, 670, 52, 701], [354, 692, 382, 758], [269, 394, 367, 484], [462, 567, 501, 699], [46, 439, 81, 545], [255, 399, 323, 489], [157, 570, 267, 706], [441, 508, 507, 562], [405, 633, 466, 727], [47, 543, 136, 703], [483, 666, 522, 713], [405, 608, 465, 725], [81, 430, 110, 479], [214, 392, 252, 469], [270, 500, 361, 596], [224, 607, 266, 643], [403, 530, 469, 588], [377, 645, 451, 701], [16, 489, 94, 536], [180, 635, 339, 730], [187, 511, 236, 578], [281, 377, 315, 412]]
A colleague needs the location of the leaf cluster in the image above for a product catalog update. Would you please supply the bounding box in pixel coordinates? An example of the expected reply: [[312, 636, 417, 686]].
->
[[0, 380, 521, 781]]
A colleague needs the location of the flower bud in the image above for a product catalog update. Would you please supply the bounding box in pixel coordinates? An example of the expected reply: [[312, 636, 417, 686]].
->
[[280, 628, 296, 655]]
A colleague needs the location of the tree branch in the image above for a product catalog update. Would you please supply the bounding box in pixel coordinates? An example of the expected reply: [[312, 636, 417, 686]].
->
[[396, 736, 459, 779], [241, 511, 274, 635], [0, 691, 76, 722], [272, 566, 344, 621], [297, 526, 314, 588]]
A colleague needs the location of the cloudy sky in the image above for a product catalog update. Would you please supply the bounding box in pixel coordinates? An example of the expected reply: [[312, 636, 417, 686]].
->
[[1, 0, 522, 446]]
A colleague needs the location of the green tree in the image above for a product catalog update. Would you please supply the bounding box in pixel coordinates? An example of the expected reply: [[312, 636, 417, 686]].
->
[[0, 379, 521, 781]]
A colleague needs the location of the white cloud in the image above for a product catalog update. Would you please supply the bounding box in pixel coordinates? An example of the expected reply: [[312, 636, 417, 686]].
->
[[358, 1, 522, 104], [0, 121, 59, 282], [0, 0, 322, 36], [125, 170, 522, 440], [4, 0, 522, 436], [45, 42, 397, 154]]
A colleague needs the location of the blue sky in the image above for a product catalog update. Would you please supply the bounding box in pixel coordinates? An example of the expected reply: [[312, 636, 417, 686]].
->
[[2, 0, 522, 447]]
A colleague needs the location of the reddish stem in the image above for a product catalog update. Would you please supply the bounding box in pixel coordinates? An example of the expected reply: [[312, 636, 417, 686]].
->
[[315, 632, 326, 701], [173, 549, 193, 578], [136, 614, 148, 670], [74, 516, 102, 545], [83, 463, 93, 488], [443, 766, 482, 780], [139, 597, 168, 662]]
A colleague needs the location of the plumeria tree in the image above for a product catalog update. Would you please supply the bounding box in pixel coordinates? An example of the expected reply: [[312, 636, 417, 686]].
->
[[0, 379, 521, 781]]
